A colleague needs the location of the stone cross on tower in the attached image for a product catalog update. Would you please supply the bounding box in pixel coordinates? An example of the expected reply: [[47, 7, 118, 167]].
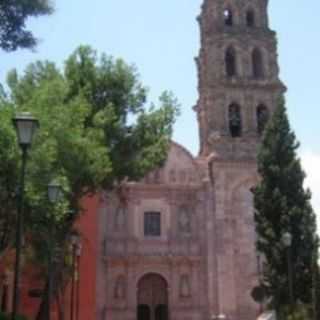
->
[[196, 0, 285, 159]]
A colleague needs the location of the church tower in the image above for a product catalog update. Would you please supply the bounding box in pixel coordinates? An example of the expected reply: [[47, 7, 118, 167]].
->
[[196, 1, 285, 320], [196, 0, 285, 158]]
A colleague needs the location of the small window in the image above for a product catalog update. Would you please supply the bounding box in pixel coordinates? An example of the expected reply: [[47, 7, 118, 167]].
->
[[252, 48, 264, 78], [224, 9, 233, 26], [257, 105, 269, 135], [229, 103, 242, 137], [144, 212, 161, 237], [246, 10, 255, 27], [225, 47, 237, 77]]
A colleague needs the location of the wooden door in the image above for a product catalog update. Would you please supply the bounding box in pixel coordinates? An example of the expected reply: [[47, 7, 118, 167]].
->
[[137, 274, 168, 320]]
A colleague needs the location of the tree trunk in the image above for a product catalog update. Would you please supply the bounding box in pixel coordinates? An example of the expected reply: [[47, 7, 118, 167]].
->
[[56, 288, 65, 320], [35, 279, 49, 320]]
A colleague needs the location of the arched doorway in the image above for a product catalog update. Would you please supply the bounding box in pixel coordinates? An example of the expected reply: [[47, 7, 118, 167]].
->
[[137, 274, 169, 320]]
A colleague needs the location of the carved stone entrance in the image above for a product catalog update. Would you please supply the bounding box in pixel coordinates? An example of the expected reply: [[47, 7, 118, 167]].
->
[[137, 274, 169, 320]]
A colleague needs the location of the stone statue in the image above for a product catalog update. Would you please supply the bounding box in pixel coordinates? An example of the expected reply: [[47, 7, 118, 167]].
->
[[114, 276, 126, 299], [115, 206, 126, 231], [179, 207, 191, 234], [180, 274, 191, 297]]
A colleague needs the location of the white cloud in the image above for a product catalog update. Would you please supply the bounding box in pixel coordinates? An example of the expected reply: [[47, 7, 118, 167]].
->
[[300, 151, 320, 232]]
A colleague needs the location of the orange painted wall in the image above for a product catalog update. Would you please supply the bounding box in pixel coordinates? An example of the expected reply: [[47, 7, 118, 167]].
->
[[20, 265, 43, 319], [0, 193, 99, 319], [55, 194, 100, 320], [76, 194, 99, 320]]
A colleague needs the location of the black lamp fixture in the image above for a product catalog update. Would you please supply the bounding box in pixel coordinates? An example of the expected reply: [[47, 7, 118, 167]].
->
[[12, 112, 39, 149], [282, 231, 294, 309], [282, 232, 292, 247], [70, 231, 81, 320], [11, 112, 39, 320], [46, 180, 63, 320], [48, 180, 63, 203]]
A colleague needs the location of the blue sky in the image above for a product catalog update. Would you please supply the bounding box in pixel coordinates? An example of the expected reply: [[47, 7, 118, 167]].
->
[[0, 0, 319, 218]]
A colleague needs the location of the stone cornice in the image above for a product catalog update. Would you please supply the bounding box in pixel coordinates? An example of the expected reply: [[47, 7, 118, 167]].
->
[[105, 254, 202, 267]]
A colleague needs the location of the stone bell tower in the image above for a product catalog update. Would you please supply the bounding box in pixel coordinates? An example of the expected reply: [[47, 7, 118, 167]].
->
[[196, 0, 285, 158], [195, 1, 285, 320]]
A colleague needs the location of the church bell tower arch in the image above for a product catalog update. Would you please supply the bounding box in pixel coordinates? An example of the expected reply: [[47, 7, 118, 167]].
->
[[196, 0, 285, 158]]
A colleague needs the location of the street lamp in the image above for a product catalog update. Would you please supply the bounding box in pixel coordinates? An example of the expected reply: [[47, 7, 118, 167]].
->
[[11, 112, 39, 320], [75, 243, 82, 320], [13, 113, 39, 149], [282, 232, 294, 309], [47, 181, 63, 320], [312, 235, 318, 320], [70, 232, 80, 320], [48, 181, 63, 203]]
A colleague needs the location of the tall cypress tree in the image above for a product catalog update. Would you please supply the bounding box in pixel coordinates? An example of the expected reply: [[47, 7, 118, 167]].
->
[[253, 97, 318, 310]]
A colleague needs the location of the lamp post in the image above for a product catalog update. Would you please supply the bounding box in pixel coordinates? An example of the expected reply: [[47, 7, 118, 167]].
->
[[312, 235, 318, 320], [11, 112, 39, 320], [70, 233, 80, 320], [47, 181, 63, 320], [75, 243, 82, 320], [282, 232, 294, 309]]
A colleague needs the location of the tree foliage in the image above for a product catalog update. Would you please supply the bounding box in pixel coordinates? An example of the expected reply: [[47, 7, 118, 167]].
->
[[0, 46, 179, 318], [253, 98, 318, 311], [0, 0, 54, 51], [0, 312, 29, 320], [0, 98, 19, 254]]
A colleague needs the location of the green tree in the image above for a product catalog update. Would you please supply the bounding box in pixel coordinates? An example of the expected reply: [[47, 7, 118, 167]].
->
[[0, 46, 179, 318], [0, 312, 29, 320], [0, 96, 19, 255], [253, 98, 318, 312], [0, 0, 54, 51]]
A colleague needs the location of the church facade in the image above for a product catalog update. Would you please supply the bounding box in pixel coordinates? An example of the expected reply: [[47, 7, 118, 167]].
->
[[96, 1, 285, 320], [0, 1, 289, 320]]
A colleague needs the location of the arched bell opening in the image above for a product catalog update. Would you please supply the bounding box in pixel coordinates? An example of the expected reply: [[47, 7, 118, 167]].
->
[[229, 103, 242, 138], [246, 9, 255, 27], [252, 48, 264, 79], [225, 46, 237, 78], [224, 8, 233, 26]]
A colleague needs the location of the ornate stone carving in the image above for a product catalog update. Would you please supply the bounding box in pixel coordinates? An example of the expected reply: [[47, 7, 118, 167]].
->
[[208, 130, 222, 143], [114, 276, 126, 299], [169, 169, 176, 183], [114, 206, 126, 231], [179, 274, 191, 298], [178, 207, 191, 234]]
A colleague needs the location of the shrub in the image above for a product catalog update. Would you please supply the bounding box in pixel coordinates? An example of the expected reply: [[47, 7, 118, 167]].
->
[[0, 312, 29, 320]]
